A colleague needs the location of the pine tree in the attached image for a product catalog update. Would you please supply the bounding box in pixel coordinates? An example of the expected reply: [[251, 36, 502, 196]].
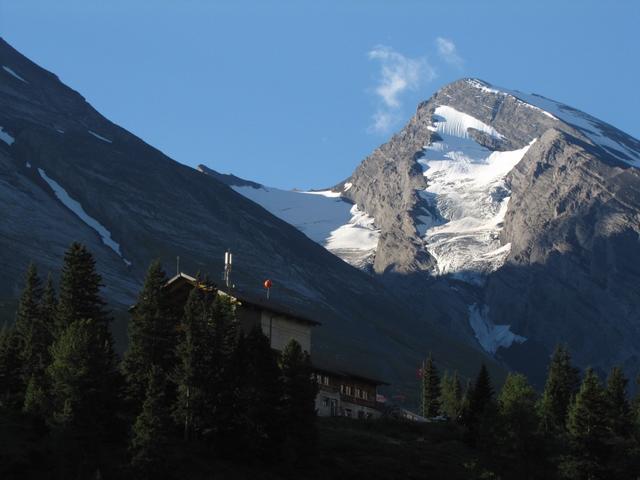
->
[[41, 274, 57, 331], [280, 339, 318, 464], [561, 368, 611, 480], [463, 364, 496, 448], [538, 345, 580, 434], [130, 365, 172, 479], [497, 373, 540, 478], [16, 264, 53, 386], [46, 244, 120, 470], [48, 319, 115, 433], [244, 325, 284, 461], [173, 284, 211, 440], [214, 329, 249, 458], [605, 366, 632, 438], [123, 261, 176, 407], [420, 353, 441, 418], [55, 242, 110, 337], [23, 373, 48, 416], [0, 324, 22, 409], [440, 370, 463, 421]]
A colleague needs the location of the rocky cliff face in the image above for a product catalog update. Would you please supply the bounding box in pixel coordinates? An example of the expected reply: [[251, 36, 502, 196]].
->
[[341, 78, 640, 382], [0, 38, 504, 400]]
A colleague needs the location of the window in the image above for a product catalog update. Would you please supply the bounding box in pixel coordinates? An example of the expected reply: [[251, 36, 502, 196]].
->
[[362, 391, 368, 400], [345, 386, 352, 396], [323, 375, 329, 386], [340, 384, 345, 394], [322, 397, 329, 407], [355, 388, 361, 398]]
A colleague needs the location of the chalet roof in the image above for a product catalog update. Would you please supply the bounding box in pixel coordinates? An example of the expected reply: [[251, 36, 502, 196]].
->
[[164, 272, 321, 327], [312, 356, 389, 386]]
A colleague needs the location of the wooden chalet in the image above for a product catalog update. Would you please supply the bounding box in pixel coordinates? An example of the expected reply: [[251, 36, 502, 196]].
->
[[161, 272, 387, 419]]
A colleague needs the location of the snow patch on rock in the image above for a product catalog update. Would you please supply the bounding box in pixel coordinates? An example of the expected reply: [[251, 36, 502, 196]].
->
[[0, 126, 15, 145], [466, 78, 640, 165], [88, 130, 113, 143], [468, 304, 526, 354], [38, 168, 131, 266], [2, 66, 27, 83], [433, 105, 504, 140]]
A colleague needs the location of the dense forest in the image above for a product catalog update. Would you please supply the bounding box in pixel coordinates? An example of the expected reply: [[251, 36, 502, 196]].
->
[[1, 243, 640, 479]]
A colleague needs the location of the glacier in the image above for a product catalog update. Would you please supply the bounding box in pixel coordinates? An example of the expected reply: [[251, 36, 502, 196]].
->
[[231, 185, 380, 269], [418, 104, 534, 284]]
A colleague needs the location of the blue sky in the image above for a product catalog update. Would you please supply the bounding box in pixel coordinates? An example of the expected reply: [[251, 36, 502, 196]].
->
[[1, 0, 638, 189]]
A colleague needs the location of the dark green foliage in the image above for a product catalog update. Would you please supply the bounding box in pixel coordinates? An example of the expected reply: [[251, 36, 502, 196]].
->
[[47, 318, 118, 435], [462, 364, 496, 449], [14, 265, 56, 417], [244, 325, 284, 461], [22, 374, 48, 417], [130, 365, 172, 479], [420, 353, 441, 418], [280, 339, 318, 464], [561, 368, 611, 480], [123, 260, 176, 407], [538, 345, 580, 434], [497, 373, 541, 478], [468, 364, 494, 418], [173, 284, 215, 440], [55, 242, 110, 336], [440, 370, 463, 421], [605, 366, 632, 437], [0, 324, 22, 409]]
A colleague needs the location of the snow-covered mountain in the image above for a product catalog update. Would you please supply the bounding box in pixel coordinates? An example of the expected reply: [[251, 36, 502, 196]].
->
[[218, 78, 640, 385]]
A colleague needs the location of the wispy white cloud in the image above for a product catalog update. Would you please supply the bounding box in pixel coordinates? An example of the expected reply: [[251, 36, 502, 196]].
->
[[367, 45, 436, 134], [436, 37, 464, 69]]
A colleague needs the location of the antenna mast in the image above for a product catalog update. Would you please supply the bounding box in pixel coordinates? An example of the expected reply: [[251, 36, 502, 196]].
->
[[223, 250, 233, 288]]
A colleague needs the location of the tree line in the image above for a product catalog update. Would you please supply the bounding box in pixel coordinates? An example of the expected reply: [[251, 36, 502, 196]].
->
[[0, 243, 318, 479], [420, 350, 640, 479]]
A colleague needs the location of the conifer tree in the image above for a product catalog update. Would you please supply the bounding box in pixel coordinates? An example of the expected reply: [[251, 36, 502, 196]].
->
[[420, 353, 441, 418], [605, 366, 632, 438], [16, 264, 53, 385], [214, 329, 249, 457], [497, 373, 540, 477], [463, 364, 496, 448], [23, 373, 48, 416], [244, 325, 284, 461], [0, 324, 22, 409], [561, 368, 611, 480], [173, 284, 211, 440], [47, 318, 119, 459], [55, 242, 110, 337], [46, 244, 120, 468], [538, 345, 580, 433], [440, 370, 463, 421], [130, 365, 172, 479], [123, 261, 176, 407], [280, 339, 318, 464]]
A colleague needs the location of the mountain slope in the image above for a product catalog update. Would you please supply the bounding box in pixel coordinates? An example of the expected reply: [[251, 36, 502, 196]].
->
[[224, 78, 640, 384], [0, 38, 504, 402]]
